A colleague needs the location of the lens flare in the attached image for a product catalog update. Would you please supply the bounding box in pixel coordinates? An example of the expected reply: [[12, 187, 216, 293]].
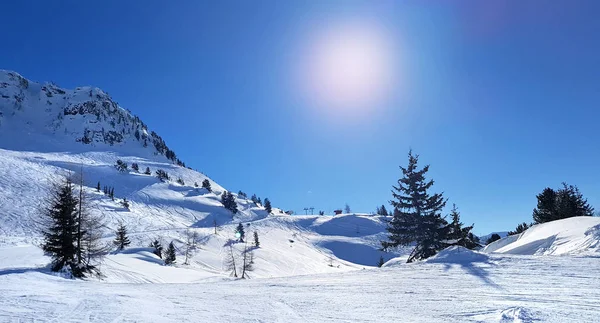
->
[[296, 19, 399, 116]]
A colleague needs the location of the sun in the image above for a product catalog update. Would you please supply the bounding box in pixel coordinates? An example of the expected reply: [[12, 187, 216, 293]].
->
[[298, 20, 397, 114]]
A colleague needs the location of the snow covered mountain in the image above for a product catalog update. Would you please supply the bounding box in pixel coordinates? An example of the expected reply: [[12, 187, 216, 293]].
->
[[0, 70, 397, 281]]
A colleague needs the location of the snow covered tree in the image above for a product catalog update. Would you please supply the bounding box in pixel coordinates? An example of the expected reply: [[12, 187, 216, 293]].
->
[[264, 198, 272, 214], [253, 231, 260, 247], [202, 179, 212, 192], [131, 163, 139, 172], [486, 233, 501, 245], [40, 178, 80, 275], [113, 222, 131, 251], [236, 223, 245, 242], [164, 241, 176, 265], [115, 159, 128, 172], [183, 230, 200, 265], [144, 167, 151, 175], [150, 239, 163, 259], [382, 150, 449, 263]]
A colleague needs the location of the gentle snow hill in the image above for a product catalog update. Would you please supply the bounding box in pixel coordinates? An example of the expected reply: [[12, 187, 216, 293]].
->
[[483, 217, 600, 256]]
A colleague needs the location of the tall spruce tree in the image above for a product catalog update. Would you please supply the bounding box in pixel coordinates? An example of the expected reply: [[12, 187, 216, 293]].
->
[[113, 222, 131, 251], [41, 178, 80, 274], [382, 150, 449, 262], [236, 223, 245, 242]]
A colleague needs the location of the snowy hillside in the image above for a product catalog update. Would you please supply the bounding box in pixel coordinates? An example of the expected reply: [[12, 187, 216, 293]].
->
[[483, 217, 600, 256]]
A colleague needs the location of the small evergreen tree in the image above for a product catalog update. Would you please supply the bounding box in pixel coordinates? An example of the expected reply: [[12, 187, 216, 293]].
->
[[144, 167, 151, 175], [164, 241, 176, 265], [344, 203, 351, 214], [194, 182, 199, 188], [377, 256, 385, 268], [113, 222, 131, 251], [202, 179, 212, 192], [257, 197, 262, 205], [253, 231, 260, 247], [41, 178, 80, 275], [115, 159, 128, 172], [110, 187, 115, 200], [150, 239, 163, 259], [251, 194, 258, 204], [96, 181, 101, 192], [236, 223, 245, 242], [319, 210, 325, 216], [131, 163, 139, 172], [156, 169, 170, 182], [508, 222, 530, 236], [176, 177, 185, 185], [377, 205, 389, 216], [486, 233, 502, 245], [264, 198, 272, 214], [221, 191, 238, 214], [121, 198, 130, 210]]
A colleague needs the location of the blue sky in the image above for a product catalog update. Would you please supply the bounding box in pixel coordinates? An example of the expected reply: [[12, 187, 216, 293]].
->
[[2, 1, 599, 234]]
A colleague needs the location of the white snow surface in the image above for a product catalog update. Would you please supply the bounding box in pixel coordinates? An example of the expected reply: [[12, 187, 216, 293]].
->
[[483, 217, 600, 256]]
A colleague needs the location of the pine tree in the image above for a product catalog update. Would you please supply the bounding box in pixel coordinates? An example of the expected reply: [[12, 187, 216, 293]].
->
[[533, 184, 594, 223], [194, 182, 199, 188], [41, 178, 80, 274], [150, 239, 163, 259], [236, 223, 245, 242], [486, 233, 501, 245], [121, 198, 130, 210], [257, 197, 262, 205], [382, 150, 449, 263], [253, 231, 260, 247], [176, 177, 185, 185], [155, 169, 170, 182], [164, 241, 176, 265], [508, 222, 530, 235], [96, 181, 101, 192], [377, 256, 385, 267], [202, 179, 212, 192], [115, 159, 128, 172], [446, 204, 478, 250], [344, 203, 351, 214], [131, 163, 139, 172], [377, 205, 389, 216], [251, 194, 258, 204], [264, 198, 272, 214], [113, 222, 131, 251], [110, 187, 115, 200], [221, 191, 238, 214], [144, 167, 151, 175]]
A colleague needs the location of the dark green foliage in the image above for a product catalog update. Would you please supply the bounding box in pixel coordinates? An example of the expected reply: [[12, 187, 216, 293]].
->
[[155, 169, 170, 182], [131, 163, 139, 172], [144, 167, 151, 175], [251, 194, 258, 204], [121, 198, 130, 210], [319, 211, 325, 216], [176, 177, 185, 185], [486, 233, 502, 245], [446, 204, 478, 250], [41, 179, 80, 274], [115, 159, 128, 172], [381, 150, 449, 263], [96, 181, 100, 192], [264, 198, 272, 214], [254, 231, 260, 247], [238, 191, 247, 198], [202, 179, 212, 192], [236, 223, 245, 242], [113, 222, 131, 251], [164, 241, 176, 265], [150, 239, 163, 259], [376, 205, 389, 216], [257, 197, 262, 205], [194, 182, 199, 188], [533, 183, 594, 224], [221, 191, 238, 214], [377, 256, 385, 267], [110, 187, 114, 200], [508, 222, 530, 236]]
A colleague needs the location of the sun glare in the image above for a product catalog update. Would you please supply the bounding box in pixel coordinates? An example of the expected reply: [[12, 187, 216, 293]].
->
[[297, 20, 398, 115]]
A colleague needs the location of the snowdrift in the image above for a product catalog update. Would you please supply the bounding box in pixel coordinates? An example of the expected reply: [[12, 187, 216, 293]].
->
[[483, 217, 600, 256]]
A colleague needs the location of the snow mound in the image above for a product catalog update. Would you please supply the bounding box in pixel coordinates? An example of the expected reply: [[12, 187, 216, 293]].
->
[[426, 246, 489, 264], [483, 216, 600, 256]]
